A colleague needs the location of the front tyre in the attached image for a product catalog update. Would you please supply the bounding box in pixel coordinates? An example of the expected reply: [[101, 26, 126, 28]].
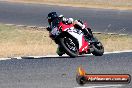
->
[[59, 36, 79, 58]]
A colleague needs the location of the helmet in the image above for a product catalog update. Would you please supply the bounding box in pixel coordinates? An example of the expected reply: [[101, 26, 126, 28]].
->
[[68, 18, 74, 24], [47, 12, 58, 24]]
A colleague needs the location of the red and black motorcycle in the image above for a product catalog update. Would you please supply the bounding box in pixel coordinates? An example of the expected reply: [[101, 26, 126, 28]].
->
[[47, 19, 104, 58]]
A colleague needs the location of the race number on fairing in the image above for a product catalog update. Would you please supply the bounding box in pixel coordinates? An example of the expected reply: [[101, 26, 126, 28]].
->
[[68, 28, 82, 35], [51, 27, 60, 36]]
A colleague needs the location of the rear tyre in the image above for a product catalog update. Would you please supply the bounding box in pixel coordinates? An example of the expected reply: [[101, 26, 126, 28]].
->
[[59, 36, 79, 58], [92, 37, 104, 56]]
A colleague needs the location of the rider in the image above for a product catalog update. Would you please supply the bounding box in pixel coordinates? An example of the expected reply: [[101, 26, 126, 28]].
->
[[47, 12, 94, 55], [47, 12, 93, 40]]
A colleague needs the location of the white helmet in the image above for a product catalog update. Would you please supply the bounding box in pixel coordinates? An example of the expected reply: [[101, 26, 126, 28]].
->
[[68, 18, 74, 24]]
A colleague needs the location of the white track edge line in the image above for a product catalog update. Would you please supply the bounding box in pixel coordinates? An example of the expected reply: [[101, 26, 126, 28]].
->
[[104, 50, 132, 54], [0, 50, 132, 61]]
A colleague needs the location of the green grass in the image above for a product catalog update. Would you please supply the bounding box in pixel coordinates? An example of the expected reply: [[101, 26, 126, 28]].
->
[[0, 24, 132, 58]]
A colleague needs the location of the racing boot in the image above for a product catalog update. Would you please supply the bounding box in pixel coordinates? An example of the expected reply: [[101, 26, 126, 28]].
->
[[56, 46, 65, 56]]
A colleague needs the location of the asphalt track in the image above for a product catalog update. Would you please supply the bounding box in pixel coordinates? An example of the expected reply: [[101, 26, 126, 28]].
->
[[0, 52, 132, 88], [0, 1, 132, 34]]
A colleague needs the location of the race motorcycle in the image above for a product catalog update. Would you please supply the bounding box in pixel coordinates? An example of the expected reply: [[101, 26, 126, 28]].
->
[[47, 19, 104, 58]]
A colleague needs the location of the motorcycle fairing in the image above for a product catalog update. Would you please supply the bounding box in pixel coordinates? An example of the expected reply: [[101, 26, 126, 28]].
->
[[59, 22, 89, 53]]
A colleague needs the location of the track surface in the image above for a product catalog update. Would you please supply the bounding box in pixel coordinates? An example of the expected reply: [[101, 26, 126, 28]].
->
[[0, 1, 132, 34], [0, 52, 132, 88]]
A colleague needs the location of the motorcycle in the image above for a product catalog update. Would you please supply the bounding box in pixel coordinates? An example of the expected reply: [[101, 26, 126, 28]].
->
[[47, 19, 104, 58]]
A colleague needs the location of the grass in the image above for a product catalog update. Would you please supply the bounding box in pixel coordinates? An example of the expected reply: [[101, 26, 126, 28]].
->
[[0, 24, 132, 58], [0, 24, 57, 58], [8, 0, 132, 10]]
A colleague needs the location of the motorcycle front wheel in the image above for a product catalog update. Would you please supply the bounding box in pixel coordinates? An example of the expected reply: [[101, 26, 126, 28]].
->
[[59, 36, 79, 58]]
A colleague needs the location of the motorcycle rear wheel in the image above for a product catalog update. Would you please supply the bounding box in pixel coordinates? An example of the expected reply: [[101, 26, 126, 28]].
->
[[92, 41, 104, 56]]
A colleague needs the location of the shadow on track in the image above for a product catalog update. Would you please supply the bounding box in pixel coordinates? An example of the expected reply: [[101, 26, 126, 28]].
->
[[21, 55, 89, 59]]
